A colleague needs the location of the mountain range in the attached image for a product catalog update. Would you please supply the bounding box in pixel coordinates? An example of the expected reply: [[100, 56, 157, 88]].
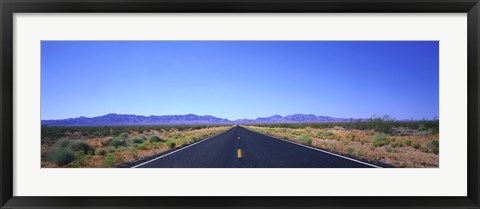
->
[[41, 113, 350, 126]]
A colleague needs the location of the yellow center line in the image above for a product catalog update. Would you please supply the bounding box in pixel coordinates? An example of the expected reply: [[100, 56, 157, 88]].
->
[[237, 149, 242, 158]]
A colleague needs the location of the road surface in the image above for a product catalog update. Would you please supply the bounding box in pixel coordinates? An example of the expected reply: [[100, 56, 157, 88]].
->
[[132, 126, 378, 168]]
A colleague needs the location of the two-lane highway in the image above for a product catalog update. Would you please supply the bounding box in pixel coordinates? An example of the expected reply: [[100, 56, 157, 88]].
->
[[133, 126, 377, 168]]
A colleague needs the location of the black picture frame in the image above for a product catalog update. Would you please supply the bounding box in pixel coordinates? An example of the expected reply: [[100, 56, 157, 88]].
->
[[1, 0, 479, 208]]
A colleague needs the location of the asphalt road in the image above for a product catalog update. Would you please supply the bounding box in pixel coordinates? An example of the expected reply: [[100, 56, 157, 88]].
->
[[133, 126, 377, 168]]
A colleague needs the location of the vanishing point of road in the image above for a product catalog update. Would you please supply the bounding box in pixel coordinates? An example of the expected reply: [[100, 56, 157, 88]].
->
[[132, 126, 379, 168]]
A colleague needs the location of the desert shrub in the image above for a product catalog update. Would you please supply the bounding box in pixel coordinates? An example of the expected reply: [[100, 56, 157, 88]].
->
[[149, 135, 164, 143], [168, 132, 183, 139], [306, 138, 313, 145], [118, 132, 129, 138], [131, 148, 139, 159], [412, 142, 421, 149], [165, 141, 176, 148], [75, 151, 89, 166], [416, 130, 432, 136], [104, 153, 115, 167], [54, 138, 71, 148], [347, 147, 355, 155], [109, 137, 126, 147], [357, 150, 364, 157], [424, 140, 439, 154], [372, 133, 390, 147], [422, 147, 429, 153], [315, 131, 324, 137], [151, 141, 163, 149], [391, 128, 410, 136], [138, 143, 148, 150], [107, 147, 115, 153], [132, 138, 144, 144], [96, 148, 107, 156], [116, 147, 125, 152], [69, 141, 94, 154], [391, 140, 403, 148], [49, 149, 76, 165], [384, 145, 394, 153], [405, 140, 412, 146], [295, 135, 312, 145], [291, 130, 304, 136], [427, 140, 439, 149], [189, 135, 200, 141], [281, 134, 289, 139], [390, 141, 398, 148], [322, 132, 334, 137], [71, 161, 81, 168]]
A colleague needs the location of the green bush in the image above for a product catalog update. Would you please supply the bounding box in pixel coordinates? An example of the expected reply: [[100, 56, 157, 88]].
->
[[131, 148, 139, 159], [189, 135, 200, 141], [149, 135, 164, 143], [347, 147, 355, 155], [96, 148, 107, 156], [107, 147, 115, 153], [306, 138, 313, 145], [118, 132, 129, 138], [75, 151, 87, 165], [104, 153, 115, 167], [422, 147, 429, 153], [412, 142, 421, 149], [357, 150, 364, 157], [49, 149, 76, 165], [69, 141, 94, 154], [405, 140, 412, 146], [372, 133, 390, 147], [427, 140, 439, 149], [295, 135, 312, 145], [132, 138, 144, 144], [426, 140, 440, 155], [165, 141, 176, 148], [71, 161, 81, 168], [151, 141, 162, 149], [391, 140, 403, 148], [54, 138, 71, 148], [118, 132, 128, 139], [138, 143, 148, 150], [109, 137, 126, 147]]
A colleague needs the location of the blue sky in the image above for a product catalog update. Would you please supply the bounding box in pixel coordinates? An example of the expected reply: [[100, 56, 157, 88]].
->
[[41, 41, 439, 120]]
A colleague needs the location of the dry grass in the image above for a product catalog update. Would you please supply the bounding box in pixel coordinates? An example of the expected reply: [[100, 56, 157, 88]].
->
[[246, 126, 439, 168], [41, 126, 230, 168]]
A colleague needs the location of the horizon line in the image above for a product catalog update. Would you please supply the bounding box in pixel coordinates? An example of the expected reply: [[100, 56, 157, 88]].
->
[[41, 112, 439, 121]]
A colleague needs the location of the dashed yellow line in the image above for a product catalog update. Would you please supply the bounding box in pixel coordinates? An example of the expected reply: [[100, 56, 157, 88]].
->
[[237, 149, 242, 158]]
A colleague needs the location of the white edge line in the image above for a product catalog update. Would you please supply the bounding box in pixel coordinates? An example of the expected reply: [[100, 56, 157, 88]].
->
[[243, 126, 382, 168], [131, 126, 234, 168]]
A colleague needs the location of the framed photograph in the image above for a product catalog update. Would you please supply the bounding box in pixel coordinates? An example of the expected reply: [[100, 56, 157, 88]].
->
[[1, 0, 479, 208]]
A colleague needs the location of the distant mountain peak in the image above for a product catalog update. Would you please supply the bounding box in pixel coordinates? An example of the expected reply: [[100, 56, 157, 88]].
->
[[41, 113, 349, 126]]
